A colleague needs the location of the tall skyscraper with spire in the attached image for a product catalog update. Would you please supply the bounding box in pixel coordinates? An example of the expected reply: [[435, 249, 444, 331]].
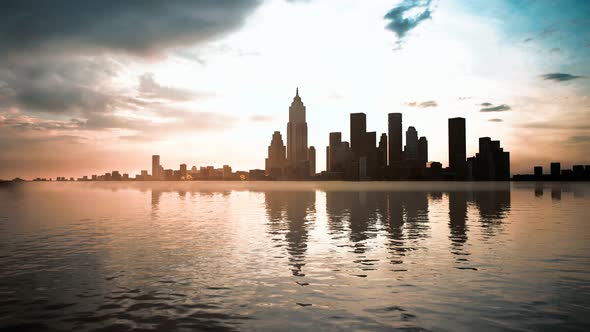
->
[[287, 88, 309, 174]]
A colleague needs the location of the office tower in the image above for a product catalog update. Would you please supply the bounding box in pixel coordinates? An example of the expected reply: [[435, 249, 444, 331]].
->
[[350, 113, 367, 159], [404, 126, 418, 161], [152, 155, 160, 180], [388, 113, 402, 165], [287, 88, 309, 172], [534, 166, 543, 177], [266, 131, 288, 177], [418, 136, 428, 166], [180, 164, 187, 178], [550, 162, 561, 177], [365, 131, 377, 179], [448, 118, 466, 178], [473, 137, 510, 180], [328, 132, 342, 172], [308, 146, 316, 175], [378, 133, 387, 168]]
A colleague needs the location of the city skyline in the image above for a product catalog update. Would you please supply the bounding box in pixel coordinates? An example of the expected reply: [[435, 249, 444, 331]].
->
[[1, 0, 589, 179], [5, 87, 590, 182]]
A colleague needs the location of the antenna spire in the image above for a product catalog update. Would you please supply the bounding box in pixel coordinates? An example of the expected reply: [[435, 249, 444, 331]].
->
[[296, 87, 299, 97]]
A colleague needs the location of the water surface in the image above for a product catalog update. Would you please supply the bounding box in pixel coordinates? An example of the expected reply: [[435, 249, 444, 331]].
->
[[0, 182, 589, 331]]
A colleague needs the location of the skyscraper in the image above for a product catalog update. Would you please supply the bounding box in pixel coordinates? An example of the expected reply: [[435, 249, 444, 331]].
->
[[266, 131, 288, 177], [404, 126, 418, 161], [418, 136, 428, 166], [152, 155, 160, 180], [378, 133, 387, 168], [350, 113, 367, 159], [328, 132, 342, 172], [448, 117, 466, 178], [308, 146, 316, 175], [388, 113, 402, 165], [287, 88, 309, 173], [472, 137, 510, 180]]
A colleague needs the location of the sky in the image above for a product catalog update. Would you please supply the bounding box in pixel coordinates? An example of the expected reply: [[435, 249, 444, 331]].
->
[[0, 0, 589, 179]]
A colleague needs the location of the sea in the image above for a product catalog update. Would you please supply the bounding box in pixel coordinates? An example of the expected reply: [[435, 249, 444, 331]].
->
[[0, 181, 589, 331]]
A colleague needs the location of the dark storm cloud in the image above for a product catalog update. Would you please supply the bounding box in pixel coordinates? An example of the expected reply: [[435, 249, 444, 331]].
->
[[406, 100, 437, 108], [480, 104, 511, 112], [384, 0, 435, 46], [0, 57, 120, 114], [139, 73, 203, 101], [0, 0, 262, 57], [541, 73, 584, 82]]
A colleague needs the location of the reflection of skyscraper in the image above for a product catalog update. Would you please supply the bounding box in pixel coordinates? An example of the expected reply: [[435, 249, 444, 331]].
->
[[448, 118, 466, 178], [264, 191, 316, 277], [152, 155, 160, 180], [287, 88, 309, 174], [388, 113, 402, 165], [448, 191, 468, 254], [266, 131, 288, 177], [472, 185, 511, 236]]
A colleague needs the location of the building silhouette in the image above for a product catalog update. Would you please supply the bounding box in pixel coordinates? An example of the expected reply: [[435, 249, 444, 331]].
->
[[448, 118, 466, 179], [469, 137, 510, 180], [265, 131, 288, 178], [418, 136, 428, 166], [350, 113, 367, 160], [152, 155, 161, 180], [551, 162, 561, 177], [287, 88, 309, 177], [388, 113, 403, 166], [404, 126, 418, 161], [308, 146, 316, 175]]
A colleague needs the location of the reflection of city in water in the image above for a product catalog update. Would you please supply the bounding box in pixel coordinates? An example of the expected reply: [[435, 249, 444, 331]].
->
[[1, 182, 589, 331], [259, 184, 512, 275]]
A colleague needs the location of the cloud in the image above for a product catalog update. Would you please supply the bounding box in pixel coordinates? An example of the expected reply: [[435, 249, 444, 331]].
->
[[480, 104, 511, 112], [480, 102, 493, 107], [249, 115, 274, 122], [541, 73, 585, 82], [406, 100, 437, 108], [384, 0, 435, 47], [488, 118, 503, 122], [138, 73, 202, 101], [0, 57, 119, 114], [0, 1, 262, 58], [519, 122, 590, 130]]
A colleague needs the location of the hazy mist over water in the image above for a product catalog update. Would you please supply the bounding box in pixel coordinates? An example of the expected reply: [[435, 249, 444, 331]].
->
[[1, 182, 589, 331]]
